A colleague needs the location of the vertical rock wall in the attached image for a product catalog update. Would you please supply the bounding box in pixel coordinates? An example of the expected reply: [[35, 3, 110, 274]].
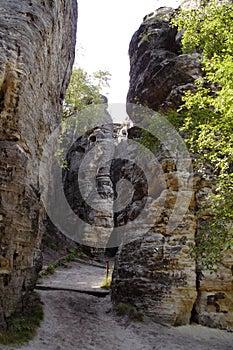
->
[[111, 149, 198, 326], [194, 175, 233, 330], [0, 0, 77, 328], [112, 7, 233, 330], [63, 123, 115, 252]]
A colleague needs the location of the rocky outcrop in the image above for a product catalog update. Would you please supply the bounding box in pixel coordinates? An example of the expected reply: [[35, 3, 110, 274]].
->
[[62, 122, 115, 253], [0, 0, 77, 328], [112, 7, 233, 330], [127, 7, 202, 112], [111, 147, 197, 326], [61, 120, 148, 256]]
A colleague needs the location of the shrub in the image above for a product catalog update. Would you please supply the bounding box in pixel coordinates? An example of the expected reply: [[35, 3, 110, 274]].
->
[[114, 303, 143, 322]]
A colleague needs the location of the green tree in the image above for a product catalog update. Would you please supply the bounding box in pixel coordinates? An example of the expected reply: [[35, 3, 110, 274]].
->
[[56, 67, 111, 168], [63, 67, 111, 118], [172, 0, 233, 269]]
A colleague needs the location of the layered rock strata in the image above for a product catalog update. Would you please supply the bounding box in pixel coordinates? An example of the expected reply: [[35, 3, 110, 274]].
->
[[0, 0, 77, 328], [63, 123, 115, 251], [112, 7, 233, 330], [111, 146, 197, 326]]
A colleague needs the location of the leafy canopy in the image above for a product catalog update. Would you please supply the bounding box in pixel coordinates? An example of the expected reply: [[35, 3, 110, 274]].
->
[[63, 67, 111, 118], [57, 67, 111, 168], [172, 0, 233, 269]]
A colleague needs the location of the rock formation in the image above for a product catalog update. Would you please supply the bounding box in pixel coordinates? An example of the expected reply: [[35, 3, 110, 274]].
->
[[127, 7, 202, 112], [0, 0, 77, 328], [62, 122, 115, 253], [112, 7, 233, 330], [194, 176, 233, 330]]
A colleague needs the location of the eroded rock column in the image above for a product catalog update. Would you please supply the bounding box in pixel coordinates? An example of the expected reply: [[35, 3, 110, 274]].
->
[[112, 6, 233, 329], [111, 149, 197, 326], [0, 0, 77, 327], [112, 7, 199, 326]]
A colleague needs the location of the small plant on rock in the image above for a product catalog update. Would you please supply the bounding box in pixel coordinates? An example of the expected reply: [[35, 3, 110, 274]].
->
[[114, 303, 144, 322], [100, 268, 113, 290], [0, 292, 44, 345]]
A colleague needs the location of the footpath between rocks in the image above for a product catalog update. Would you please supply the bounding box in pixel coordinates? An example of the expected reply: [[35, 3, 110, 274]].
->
[[1, 259, 233, 350]]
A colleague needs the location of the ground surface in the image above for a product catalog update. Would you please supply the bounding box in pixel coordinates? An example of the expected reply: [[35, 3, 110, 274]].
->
[[1, 260, 233, 350]]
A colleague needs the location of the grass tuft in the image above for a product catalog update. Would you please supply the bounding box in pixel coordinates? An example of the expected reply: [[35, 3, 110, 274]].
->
[[39, 247, 84, 278], [100, 268, 113, 290], [114, 302, 143, 322], [0, 292, 44, 345]]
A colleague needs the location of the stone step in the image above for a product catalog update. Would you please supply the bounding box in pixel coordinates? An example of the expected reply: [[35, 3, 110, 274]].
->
[[35, 284, 109, 297]]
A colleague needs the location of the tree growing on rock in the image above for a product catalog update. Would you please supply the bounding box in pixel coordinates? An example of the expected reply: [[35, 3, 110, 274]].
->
[[63, 67, 111, 118], [172, 0, 233, 268]]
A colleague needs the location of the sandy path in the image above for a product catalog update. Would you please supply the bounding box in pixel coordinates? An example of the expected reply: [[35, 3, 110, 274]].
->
[[1, 262, 233, 350], [36, 260, 108, 295]]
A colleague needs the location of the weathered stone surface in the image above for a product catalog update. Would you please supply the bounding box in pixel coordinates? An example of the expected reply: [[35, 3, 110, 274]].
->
[[127, 7, 202, 112], [193, 175, 233, 331], [63, 123, 115, 250], [194, 260, 233, 331], [111, 149, 197, 326], [112, 6, 233, 330], [0, 0, 77, 328]]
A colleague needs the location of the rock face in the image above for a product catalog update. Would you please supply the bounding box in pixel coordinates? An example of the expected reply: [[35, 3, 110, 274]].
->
[[111, 147, 197, 326], [112, 7, 233, 330], [127, 7, 202, 112], [62, 120, 148, 255], [63, 122, 115, 253], [0, 0, 77, 328], [194, 176, 233, 330]]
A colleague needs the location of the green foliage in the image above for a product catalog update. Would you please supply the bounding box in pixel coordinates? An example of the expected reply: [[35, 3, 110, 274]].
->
[[93, 70, 111, 90], [139, 27, 156, 44], [172, 0, 233, 268], [38, 247, 84, 277], [140, 131, 161, 154], [39, 264, 56, 277], [42, 233, 61, 251], [56, 67, 111, 169], [0, 293, 44, 345], [100, 268, 113, 290], [114, 303, 143, 322], [192, 217, 232, 271], [63, 67, 111, 118]]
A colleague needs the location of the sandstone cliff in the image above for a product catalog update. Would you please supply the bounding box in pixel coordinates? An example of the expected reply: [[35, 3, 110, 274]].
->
[[0, 0, 77, 328], [112, 7, 233, 330]]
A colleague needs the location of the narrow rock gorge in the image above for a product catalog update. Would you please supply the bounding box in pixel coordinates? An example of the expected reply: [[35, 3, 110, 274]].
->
[[0, 0, 77, 328], [0, 0, 232, 336], [111, 7, 233, 330]]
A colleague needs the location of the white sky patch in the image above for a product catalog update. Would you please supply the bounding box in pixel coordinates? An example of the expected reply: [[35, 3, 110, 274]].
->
[[75, 0, 182, 107]]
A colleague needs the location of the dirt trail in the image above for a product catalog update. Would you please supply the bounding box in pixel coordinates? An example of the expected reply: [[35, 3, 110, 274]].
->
[[36, 260, 109, 296], [1, 261, 233, 350]]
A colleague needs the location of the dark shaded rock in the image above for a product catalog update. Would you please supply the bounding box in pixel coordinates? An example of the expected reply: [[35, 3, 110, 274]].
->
[[127, 7, 202, 112]]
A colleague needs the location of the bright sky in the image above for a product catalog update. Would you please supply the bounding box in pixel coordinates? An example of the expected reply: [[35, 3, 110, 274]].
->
[[75, 0, 182, 105]]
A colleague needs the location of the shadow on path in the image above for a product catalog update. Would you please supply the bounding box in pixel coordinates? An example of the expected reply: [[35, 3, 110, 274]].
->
[[36, 260, 109, 297]]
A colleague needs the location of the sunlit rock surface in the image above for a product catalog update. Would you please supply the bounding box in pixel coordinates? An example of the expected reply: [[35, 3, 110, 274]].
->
[[112, 6, 233, 330], [0, 0, 77, 328]]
